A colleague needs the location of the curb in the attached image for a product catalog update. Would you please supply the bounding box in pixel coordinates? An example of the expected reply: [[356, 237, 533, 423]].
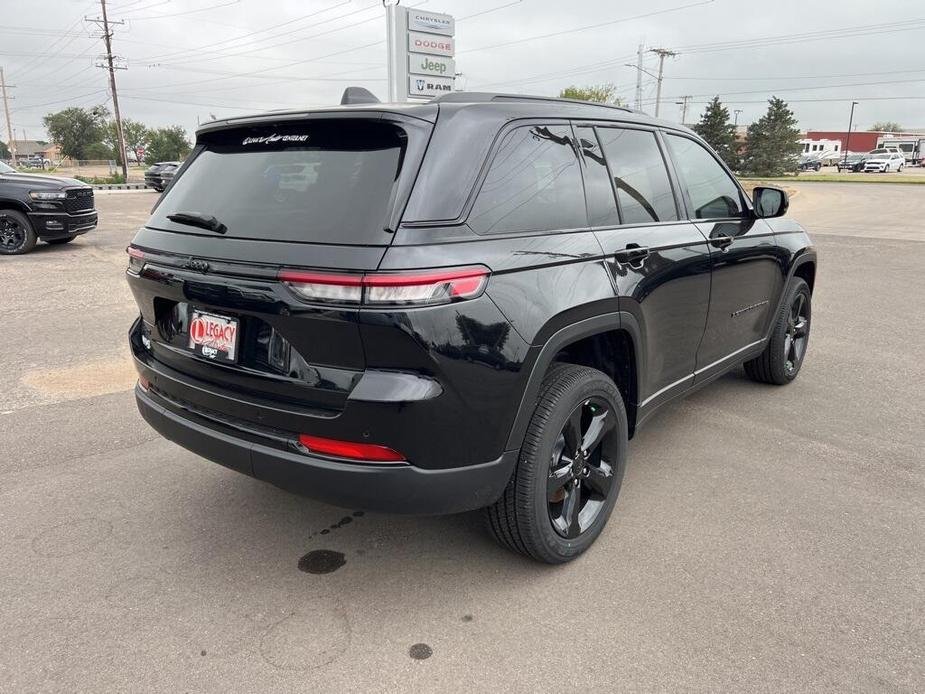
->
[[91, 183, 152, 191]]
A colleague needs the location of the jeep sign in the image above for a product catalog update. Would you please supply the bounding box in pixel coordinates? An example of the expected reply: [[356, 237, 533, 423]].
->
[[409, 53, 455, 77]]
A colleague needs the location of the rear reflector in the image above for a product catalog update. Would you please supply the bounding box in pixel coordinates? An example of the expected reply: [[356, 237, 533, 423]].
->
[[278, 266, 489, 306], [137, 376, 150, 391], [298, 434, 405, 462]]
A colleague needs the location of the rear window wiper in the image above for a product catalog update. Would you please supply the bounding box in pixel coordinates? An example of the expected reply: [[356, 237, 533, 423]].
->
[[166, 211, 227, 234]]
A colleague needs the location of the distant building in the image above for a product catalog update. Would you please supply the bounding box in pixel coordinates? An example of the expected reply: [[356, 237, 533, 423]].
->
[[7, 140, 61, 163], [804, 130, 925, 154]]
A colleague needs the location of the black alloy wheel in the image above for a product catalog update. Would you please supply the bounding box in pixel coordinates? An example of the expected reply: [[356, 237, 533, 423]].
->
[[0, 210, 37, 255], [744, 277, 812, 385], [783, 291, 809, 377], [486, 363, 628, 563], [547, 397, 617, 539]]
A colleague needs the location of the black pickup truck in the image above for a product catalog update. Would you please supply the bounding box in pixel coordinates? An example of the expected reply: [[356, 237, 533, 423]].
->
[[0, 160, 97, 254]]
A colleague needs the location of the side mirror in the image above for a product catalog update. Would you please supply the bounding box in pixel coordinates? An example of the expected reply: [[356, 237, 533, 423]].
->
[[753, 186, 789, 218]]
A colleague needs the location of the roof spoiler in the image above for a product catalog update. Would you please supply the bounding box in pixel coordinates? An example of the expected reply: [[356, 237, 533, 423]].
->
[[341, 87, 381, 105]]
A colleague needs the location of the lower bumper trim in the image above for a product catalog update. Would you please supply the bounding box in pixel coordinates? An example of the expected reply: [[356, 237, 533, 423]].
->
[[136, 385, 517, 515]]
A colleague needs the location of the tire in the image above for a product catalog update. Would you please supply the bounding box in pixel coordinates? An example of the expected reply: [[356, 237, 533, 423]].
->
[[744, 278, 811, 385], [0, 209, 37, 255], [899, 164, 904, 172], [486, 363, 628, 564], [45, 236, 76, 245]]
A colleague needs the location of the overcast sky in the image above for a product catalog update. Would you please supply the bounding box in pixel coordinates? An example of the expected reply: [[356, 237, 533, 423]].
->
[[3, 0, 924, 143]]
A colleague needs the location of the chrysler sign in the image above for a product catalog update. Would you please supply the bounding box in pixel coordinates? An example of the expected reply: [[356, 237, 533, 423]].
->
[[408, 10, 454, 36]]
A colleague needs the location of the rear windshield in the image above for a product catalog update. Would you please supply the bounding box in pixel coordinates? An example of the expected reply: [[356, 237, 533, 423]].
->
[[149, 120, 407, 245]]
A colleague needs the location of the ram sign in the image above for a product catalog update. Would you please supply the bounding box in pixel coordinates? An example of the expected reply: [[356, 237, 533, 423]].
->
[[408, 75, 455, 98]]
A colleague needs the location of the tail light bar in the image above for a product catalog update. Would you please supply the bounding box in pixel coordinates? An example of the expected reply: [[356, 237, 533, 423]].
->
[[278, 266, 490, 307], [298, 434, 406, 463]]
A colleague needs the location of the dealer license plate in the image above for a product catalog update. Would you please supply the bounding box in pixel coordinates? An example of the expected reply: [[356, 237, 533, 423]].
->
[[187, 310, 239, 363]]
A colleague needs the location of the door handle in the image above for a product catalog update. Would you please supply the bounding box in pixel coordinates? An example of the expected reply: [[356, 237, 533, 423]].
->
[[710, 235, 734, 250], [614, 245, 649, 265]]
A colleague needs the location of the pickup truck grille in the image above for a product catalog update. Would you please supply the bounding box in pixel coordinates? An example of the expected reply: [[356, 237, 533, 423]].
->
[[64, 189, 94, 213]]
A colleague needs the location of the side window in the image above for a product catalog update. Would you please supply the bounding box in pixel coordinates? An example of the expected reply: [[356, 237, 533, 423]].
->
[[665, 134, 744, 219], [468, 125, 586, 235], [575, 126, 620, 228], [596, 127, 678, 224]]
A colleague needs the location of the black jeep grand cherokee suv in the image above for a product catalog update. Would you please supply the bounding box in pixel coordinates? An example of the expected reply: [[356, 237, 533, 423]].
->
[[127, 92, 816, 563], [0, 160, 98, 254]]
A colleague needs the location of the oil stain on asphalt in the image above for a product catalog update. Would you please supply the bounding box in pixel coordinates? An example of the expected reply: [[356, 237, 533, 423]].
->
[[298, 511, 367, 574], [298, 550, 346, 575], [409, 643, 433, 660]]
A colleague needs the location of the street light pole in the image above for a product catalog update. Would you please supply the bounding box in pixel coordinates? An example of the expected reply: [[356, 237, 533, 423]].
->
[[733, 109, 742, 127], [844, 101, 858, 165]]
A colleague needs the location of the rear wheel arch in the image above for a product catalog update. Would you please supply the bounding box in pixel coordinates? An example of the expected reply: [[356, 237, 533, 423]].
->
[[792, 258, 816, 294], [505, 313, 641, 451]]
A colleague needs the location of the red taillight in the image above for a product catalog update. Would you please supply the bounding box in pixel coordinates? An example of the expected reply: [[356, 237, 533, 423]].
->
[[126, 246, 145, 273], [277, 270, 363, 304], [278, 266, 489, 306], [298, 434, 405, 462]]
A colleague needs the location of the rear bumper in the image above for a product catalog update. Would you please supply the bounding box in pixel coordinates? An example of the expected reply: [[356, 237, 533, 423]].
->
[[135, 384, 517, 515], [29, 210, 97, 239]]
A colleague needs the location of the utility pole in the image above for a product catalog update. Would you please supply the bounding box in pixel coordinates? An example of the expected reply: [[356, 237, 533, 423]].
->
[[88, 0, 127, 181], [634, 43, 644, 111], [0, 67, 16, 162], [676, 95, 691, 125], [844, 101, 858, 164], [649, 48, 677, 118]]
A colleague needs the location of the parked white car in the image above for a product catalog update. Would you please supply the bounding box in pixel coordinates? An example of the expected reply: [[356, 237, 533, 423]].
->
[[863, 150, 905, 173]]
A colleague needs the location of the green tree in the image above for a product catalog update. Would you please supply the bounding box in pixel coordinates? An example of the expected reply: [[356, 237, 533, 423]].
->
[[42, 105, 110, 160], [869, 121, 902, 132], [693, 96, 738, 169], [0, 140, 9, 159], [559, 83, 625, 106], [740, 97, 802, 177], [104, 118, 149, 163], [84, 142, 113, 160], [145, 126, 191, 164]]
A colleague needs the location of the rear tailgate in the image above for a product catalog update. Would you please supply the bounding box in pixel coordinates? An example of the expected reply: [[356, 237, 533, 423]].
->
[[127, 114, 432, 421]]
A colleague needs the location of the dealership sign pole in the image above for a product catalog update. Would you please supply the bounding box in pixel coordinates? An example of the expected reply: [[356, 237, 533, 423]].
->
[[385, 3, 455, 102]]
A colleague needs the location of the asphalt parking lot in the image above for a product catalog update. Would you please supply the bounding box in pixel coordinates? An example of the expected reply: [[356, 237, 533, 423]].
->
[[1, 184, 922, 693]]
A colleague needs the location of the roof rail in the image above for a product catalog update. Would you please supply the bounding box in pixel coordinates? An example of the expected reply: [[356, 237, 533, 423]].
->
[[431, 91, 633, 113]]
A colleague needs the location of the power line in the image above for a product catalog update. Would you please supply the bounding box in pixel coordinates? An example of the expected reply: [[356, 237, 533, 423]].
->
[[1, 68, 17, 159], [87, 0, 128, 181], [649, 48, 677, 117], [458, 0, 713, 54]]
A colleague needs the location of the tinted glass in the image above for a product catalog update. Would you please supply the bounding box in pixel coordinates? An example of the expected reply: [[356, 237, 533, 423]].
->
[[576, 126, 620, 228], [149, 120, 407, 245], [596, 127, 677, 224], [0, 161, 14, 174], [468, 125, 586, 235], [666, 134, 743, 219]]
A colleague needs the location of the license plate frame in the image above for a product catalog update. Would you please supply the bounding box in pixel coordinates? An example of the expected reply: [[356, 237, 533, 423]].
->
[[187, 309, 240, 364]]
